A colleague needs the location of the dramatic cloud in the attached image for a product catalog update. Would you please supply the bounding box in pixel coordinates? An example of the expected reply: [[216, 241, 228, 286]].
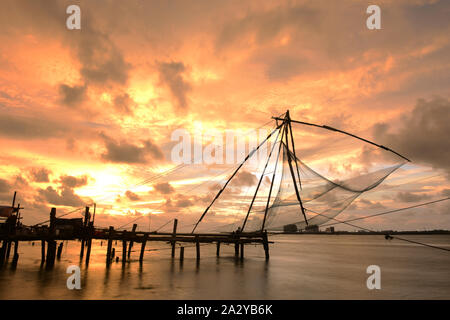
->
[[125, 190, 140, 201], [59, 84, 87, 107], [28, 167, 51, 183], [0, 113, 68, 140], [373, 97, 450, 176], [59, 175, 88, 188], [153, 182, 175, 195], [396, 191, 431, 203], [38, 186, 86, 207], [157, 61, 192, 109], [100, 134, 164, 164], [234, 171, 257, 187]]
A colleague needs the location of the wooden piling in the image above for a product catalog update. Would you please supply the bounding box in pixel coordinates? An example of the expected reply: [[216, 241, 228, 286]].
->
[[0, 240, 7, 267], [262, 231, 270, 260], [171, 219, 178, 258], [11, 241, 19, 267], [122, 231, 127, 264], [80, 207, 90, 259], [127, 224, 137, 260], [5, 241, 12, 260], [240, 243, 244, 260], [139, 234, 148, 263], [85, 221, 93, 265], [40, 240, 45, 264], [112, 248, 115, 259], [179, 246, 184, 262], [106, 226, 114, 265], [45, 208, 57, 268], [45, 240, 56, 269], [235, 242, 239, 257], [196, 236, 200, 261], [216, 241, 221, 257], [57, 242, 63, 260]]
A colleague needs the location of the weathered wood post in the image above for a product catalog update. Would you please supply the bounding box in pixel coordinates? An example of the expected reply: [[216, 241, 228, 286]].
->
[[122, 231, 127, 264], [171, 219, 178, 258], [127, 224, 137, 260], [216, 241, 221, 257], [11, 240, 19, 268], [106, 226, 114, 265], [234, 242, 239, 257], [45, 208, 57, 269], [112, 248, 115, 259], [80, 207, 90, 259], [5, 241, 12, 260], [179, 246, 184, 262], [195, 236, 200, 261], [262, 231, 269, 261], [40, 240, 46, 264], [139, 234, 148, 263], [85, 221, 93, 266], [240, 242, 244, 260], [0, 240, 7, 267], [57, 242, 63, 260]]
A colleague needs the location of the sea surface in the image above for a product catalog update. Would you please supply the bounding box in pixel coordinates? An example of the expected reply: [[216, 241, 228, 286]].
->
[[0, 234, 449, 299]]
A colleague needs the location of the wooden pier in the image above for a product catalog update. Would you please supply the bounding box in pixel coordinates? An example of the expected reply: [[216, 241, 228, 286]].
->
[[0, 206, 272, 269]]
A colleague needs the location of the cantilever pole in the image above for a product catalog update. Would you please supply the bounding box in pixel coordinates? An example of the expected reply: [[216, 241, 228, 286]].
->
[[286, 111, 302, 189], [191, 123, 283, 234], [241, 126, 282, 231], [271, 117, 411, 162], [261, 121, 286, 232], [284, 123, 308, 225]]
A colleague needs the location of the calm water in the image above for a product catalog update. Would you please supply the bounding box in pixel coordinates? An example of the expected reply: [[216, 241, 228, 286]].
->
[[0, 235, 449, 299]]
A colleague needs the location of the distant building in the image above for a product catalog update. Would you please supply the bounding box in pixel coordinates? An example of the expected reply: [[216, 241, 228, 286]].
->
[[304, 224, 319, 233], [325, 227, 335, 233]]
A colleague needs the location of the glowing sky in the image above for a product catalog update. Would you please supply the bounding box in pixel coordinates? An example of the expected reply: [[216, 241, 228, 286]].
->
[[0, 0, 449, 232]]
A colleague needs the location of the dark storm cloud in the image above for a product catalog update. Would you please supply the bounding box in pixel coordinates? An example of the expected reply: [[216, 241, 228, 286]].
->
[[153, 182, 175, 195], [373, 97, 450, 176], [0, 113, 68, 140], [59, 175, 88, 188], [395, 191, 431, 203], [125, 190, 140, 201], [38, 186, 86, 207], [113, 92, 133, 114], [29, 167, 52, 183], [100, 133, 164, 164], [157, 61, 192, 109], [59, 84, 87, 107]]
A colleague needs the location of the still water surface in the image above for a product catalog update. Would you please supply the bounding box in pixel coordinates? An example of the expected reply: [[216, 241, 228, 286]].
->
[[0, 235, 449, 299]]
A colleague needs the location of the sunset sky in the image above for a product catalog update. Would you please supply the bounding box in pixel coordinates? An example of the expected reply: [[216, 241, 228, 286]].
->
[[0, 0, 449, 232]]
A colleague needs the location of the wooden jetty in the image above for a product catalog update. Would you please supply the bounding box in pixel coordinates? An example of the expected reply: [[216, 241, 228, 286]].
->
[[0, 204, 272, 269]]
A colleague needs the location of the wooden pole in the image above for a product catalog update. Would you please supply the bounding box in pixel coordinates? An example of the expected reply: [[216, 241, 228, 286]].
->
[[41, 240, 46, 264], [46, 208, 57, 269], [171, 219, 178, 258], [11, 241, 19, 268], [80, 207, 90, 259], [240, 243, 244, 260], [235, 242, 239, 257], [106, 226, 114, 265], [179, 246, 184, 262], [216, 241, 221, 257], [5, 241, 11, 260], [122, 231, 127, 264], [127, 224, 137, 260], [85, 222, 93, 266], [57, 242, 63, 260], [139, 234, 148, 263], [0, 240, 7, 267], [196, 236, 200, 261], [263, 231, 270, 260]]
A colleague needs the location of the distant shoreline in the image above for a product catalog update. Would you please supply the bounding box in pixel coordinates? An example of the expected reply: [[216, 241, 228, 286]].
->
[[278, 230, 450, 235]]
